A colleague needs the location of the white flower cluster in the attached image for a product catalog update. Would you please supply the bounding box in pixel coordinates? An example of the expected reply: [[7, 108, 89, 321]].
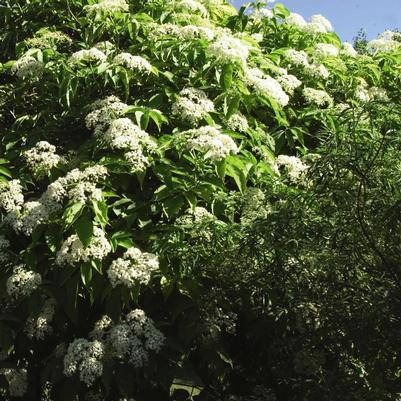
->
[[86, 96, 128, 136], [206, 34, 250, 65], [355, 85, 388, 103], [179, 25, 215, 41], [175, 0, 208, 16], [11, 55, 43, 78], [226, 112, 249, 132], [340, 42, 358, 57], [241, 187, 271, 224], [5, 165, 107, 236], [314, 43, 339, 59], [103, 117, 155, 172], [0, 235, 10, 263], [84, 0, 129, 14], [56, 226, 111, 266], [24, 141, 61, 177], [183, 125, 239, 161], [284, 49, 329, 80], [108, 247, 159, 288], [109, 309, 165, 367], [6, 265, 42, 299], [172, 88, 215, 125], [69, 48, 107, 65], [25, 298, 56, 340], [303, 87, 333, 107], [1, 368, 28, 397], [284, 49, 309, 67], [249, 7, 273, 20], [286, 13, 333, 34], [113, 53, 152, 74], [64, 339, 105, 387], [368, 31, 401, 53], [285, 12, 307, 28], [277, 69, 302, 94], [244, 67, 289, 106], [0, 179, 24, 214], [176, 206, 215, 226], [90, 315, 113, 341], [276, 155, 309, 182], [25, 29, 72, 50]]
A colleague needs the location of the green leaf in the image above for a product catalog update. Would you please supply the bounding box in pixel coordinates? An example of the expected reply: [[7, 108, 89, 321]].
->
[[163, 195, 185, 219], [227, 95, 240, 118], [63, 202, 84, 228], [80, 262, 93, 287], [220, 63, 234, 90], [75, 208, 93, 248], [92, 200, 108, 228], [0, 166, 12, 178]]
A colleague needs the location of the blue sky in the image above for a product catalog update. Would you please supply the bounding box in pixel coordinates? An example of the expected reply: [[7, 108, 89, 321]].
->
[[231, 0, 401, 42]]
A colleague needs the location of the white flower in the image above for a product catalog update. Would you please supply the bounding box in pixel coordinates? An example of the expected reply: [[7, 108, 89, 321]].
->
[[109, 309, 165, 367], [308, 14, 333, 32], [183, 126, 239, 161], [108, 247, 159, 288], [124, 148, 151, 172], [63, 339, 104, 387], [11, 55, 43, 78], [244, 68, 289, 106], [68, 182, 102, 204], [6, 265, 41, 299], [341, 42, 358, 57], [305, 63, 330, 80], [355, 86, 371, 102], [1, 368, 28, 397], [276, 155, 309, 181], [90, 315, 113, 340], [226, 112, 249, 132], [175, 205, 220, 241], [303, 87, 333, 107], [314, 43, 339, 58], [251, 33, 263, 42], [277, 71, 302, 94], [113, 53, 152, 74], [249, 7, 273, 20], [24, 141, 61, 177], [147, 23, 182, 39], [241, 187, 271, 224], [56, 227, 111, 266], [369, 86, 388, 101], [368, 38, 401, 53], [285, 12, 307, 28], [0, 179, 24, 213], [179, 25, 215, 41], [86, 96, 129, 135], [25, 298, 56, 340], [206, 34, 250, 65], [84, 0, 129, 14], [69, 48, 107, 65], [0, 235, 10, 263], [103, 118, 149, 150], [20, 201, 51, 235], [25, 30, 72, 50], [172, 88, 215, 126], [284, 49, 310, 68], [175, 0, 208, 16]]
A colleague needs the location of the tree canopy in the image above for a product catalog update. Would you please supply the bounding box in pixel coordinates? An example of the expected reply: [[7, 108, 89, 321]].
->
[[1, 0, 401, 400]]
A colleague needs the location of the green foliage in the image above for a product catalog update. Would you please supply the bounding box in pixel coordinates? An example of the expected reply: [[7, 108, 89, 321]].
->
[[1, 0, 401, 400]]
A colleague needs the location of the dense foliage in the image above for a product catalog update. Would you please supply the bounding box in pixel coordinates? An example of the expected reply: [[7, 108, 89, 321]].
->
[[1, 0, 401, 400]]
